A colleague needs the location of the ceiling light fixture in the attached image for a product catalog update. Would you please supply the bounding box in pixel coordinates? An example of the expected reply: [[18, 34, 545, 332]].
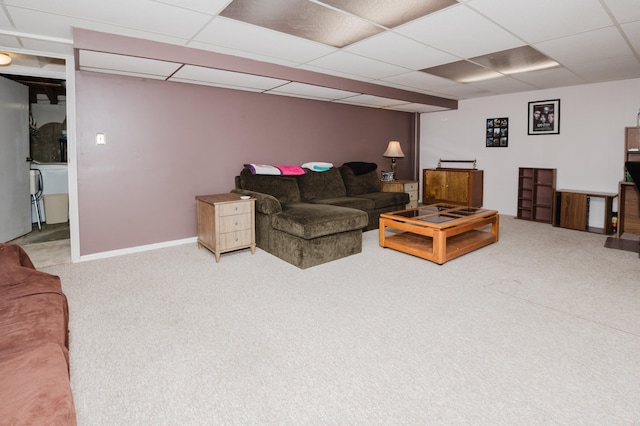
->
[[0, 53, 12, 66]]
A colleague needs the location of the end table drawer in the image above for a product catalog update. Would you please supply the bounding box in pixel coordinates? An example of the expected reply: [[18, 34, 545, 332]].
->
[[220, 229, 253, 249], [405, 182, 419, 192], [219, 214, 252, 232], [218, 201, 252, 216]]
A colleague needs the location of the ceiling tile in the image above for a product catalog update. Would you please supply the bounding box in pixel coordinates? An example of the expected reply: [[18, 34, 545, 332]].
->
[[170, 78, 265, 92], [535, 27, 634, 66], [0, 7, 12, 27], [305, 51, 409, 80], [193, 17, 336, 65], [6, 6, 189, 46], [171, 65, 289, 90], [344, 32, 459, 70], [602, 0, 640, 24], [219, 0, 382, 47], [6, 0, 211, 39], [297, 63, 371, 82], [569, 56, 640, 82], [396, 4, 524, 58], [319, 0, 457, 28], [187, 40, 300, 68], [512, 67, 586, 89], [467, 76, 538, 94], [429, 84, 493, 99], [18, 38, 73, 56], [621, 21, 640, 54], [468, 0, 614, 43], [79, 51, 181, 78], [150, 0, 231, 15], [380, 71, 467, 91], [267, 82, 359, 100], [387, 103, 450, 113], [0, 35, 22, 49], [335, 94, 407, 108]]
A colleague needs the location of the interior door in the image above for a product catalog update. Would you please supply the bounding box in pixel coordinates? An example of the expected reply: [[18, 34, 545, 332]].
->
[[0, 76, 31, 242]]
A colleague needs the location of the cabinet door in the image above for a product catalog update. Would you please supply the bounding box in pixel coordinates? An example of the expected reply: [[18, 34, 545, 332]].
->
[[424, 170, 446, 201], [444, 171, 470, 204], [559, 192, 587, 230]]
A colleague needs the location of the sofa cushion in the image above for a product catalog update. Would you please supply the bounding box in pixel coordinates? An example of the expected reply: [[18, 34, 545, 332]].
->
[[239, 168, 300, 203], [272, 203, 368, 239], [0, 343, 76, 426], [307, 196, 375, 211], [343, 161, 377, 175], [297, 167, 346, 201], [339, 166, 382, 196], [355, 191, 409, 209]]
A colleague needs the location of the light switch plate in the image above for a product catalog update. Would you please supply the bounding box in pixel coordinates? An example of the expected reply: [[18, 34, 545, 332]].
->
[[96, 133, 106, 145]]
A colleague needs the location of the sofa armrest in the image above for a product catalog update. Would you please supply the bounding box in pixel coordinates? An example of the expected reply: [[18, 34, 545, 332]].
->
[[231, 189, 282, 215]]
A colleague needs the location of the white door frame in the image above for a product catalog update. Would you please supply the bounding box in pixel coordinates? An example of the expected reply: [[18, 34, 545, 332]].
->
[[1, 45, 79, 262]]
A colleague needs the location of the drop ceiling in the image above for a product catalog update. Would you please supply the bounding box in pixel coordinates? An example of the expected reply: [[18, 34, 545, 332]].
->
[[1, 0, 639, 112]]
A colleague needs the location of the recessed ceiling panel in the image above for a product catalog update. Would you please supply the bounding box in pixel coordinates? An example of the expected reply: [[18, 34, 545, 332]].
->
[[219, 0, 383, 47], [319, 0, 457, 28], [470, 46, 559, 75], [421, 60, 503, 83]]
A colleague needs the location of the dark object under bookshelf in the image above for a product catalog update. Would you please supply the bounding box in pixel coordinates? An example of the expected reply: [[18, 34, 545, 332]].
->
[[517, 167, 556, 223]]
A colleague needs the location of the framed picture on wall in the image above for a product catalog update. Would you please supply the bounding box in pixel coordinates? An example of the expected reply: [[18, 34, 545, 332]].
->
[[528, 99, 560, 135], [486, 117, 508, 147]]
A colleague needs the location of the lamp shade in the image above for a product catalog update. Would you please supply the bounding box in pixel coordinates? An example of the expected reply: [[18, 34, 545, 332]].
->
[[0, 53, 11, 66], [383, 141, 405, 158]]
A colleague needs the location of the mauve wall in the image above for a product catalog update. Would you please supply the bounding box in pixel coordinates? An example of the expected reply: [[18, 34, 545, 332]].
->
[[76, 71, 416, 255]]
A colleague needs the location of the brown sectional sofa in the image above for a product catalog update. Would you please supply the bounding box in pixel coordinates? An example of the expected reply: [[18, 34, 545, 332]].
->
[[0, 243, 76, 425], [234, 164, 409, 268]]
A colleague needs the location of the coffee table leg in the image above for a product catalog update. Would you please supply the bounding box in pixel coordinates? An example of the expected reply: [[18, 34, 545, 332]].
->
[[433, 229, 446, 264], [379, 218, 386, 247]]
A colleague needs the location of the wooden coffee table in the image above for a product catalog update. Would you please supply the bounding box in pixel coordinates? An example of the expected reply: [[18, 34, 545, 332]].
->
[[379, 204, 499, 264]]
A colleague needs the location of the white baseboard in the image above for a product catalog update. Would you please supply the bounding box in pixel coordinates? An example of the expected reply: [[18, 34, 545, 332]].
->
[[78, 237, 198, 262]]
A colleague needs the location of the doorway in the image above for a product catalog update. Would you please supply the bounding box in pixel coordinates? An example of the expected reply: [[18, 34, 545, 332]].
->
[[1, 56, 72, 268]]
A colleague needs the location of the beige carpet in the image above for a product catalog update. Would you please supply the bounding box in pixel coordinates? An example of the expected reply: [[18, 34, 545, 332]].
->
[[41, 216, 640, 425]]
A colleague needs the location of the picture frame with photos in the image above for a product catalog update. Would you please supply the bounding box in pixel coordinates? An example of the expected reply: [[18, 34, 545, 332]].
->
[[528, 99, 560, 135], [486, 117, 509, 147]]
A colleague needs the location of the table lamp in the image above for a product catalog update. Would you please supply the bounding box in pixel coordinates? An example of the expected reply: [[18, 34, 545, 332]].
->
[[383, 141, 405, 178]]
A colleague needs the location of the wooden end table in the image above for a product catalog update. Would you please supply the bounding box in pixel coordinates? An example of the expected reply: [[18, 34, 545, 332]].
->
[[379, 203, 499, 264], [196, 193, 256, 262]]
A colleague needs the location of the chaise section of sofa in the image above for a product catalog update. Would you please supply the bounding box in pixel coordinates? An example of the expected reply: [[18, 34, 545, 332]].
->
[[233, 164, 408, 268], [0, 243, 76, 425]]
